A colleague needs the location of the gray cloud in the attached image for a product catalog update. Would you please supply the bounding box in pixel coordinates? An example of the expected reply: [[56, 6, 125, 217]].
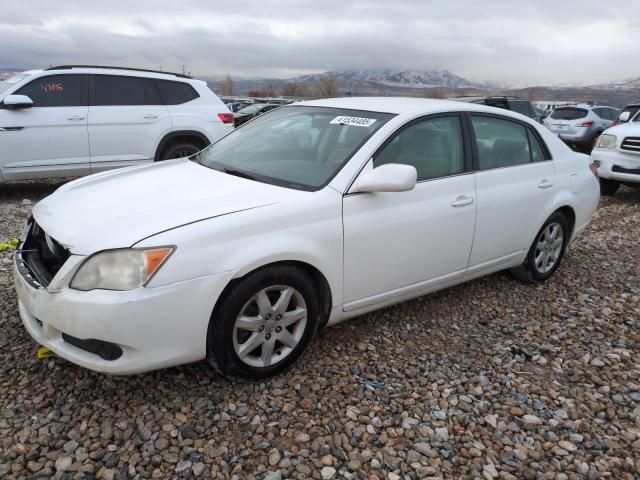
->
[[1, 0, 639, 85]]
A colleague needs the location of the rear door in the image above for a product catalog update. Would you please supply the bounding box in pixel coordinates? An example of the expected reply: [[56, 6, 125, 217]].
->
[[467, 114, 556, 274], [88, 74, 172, 172], [0, 74, 90, 180]]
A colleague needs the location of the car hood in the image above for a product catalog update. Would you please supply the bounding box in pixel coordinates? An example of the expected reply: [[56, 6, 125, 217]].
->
[[32, 159, 303, 254], [605, 122, 640, 137]]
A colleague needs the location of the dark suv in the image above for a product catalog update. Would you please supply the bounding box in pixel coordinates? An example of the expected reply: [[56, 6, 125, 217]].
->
[[452, 96, 539, 121]]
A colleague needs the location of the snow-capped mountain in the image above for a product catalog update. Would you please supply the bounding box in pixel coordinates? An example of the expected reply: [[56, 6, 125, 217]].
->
[[291, 69, 491, 90], [589, 77, 640, 91]]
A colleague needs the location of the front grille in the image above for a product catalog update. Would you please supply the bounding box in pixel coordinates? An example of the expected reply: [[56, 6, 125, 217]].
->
[[620, 137, 640, 152], [612, 165, 640, 175], [19, 220, 70, 287]]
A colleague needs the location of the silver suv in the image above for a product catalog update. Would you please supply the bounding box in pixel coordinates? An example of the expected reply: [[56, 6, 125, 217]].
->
[[543, 104, 618, 152]]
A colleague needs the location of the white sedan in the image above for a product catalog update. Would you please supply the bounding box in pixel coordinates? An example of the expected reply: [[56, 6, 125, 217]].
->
[[14, 98, 600, 379]]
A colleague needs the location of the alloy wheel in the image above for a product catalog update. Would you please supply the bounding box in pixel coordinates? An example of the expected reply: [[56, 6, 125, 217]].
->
[[533, 222, 564, 274], [232, 285, 307, 368]]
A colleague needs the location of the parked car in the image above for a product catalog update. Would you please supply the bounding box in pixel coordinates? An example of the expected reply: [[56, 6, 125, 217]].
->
[[0, 65, 233, 182], [234, 103, 279, 127], [452, 96, 538, 121], [14, 98, 599, 378], [226, 101, 252, 113], [591, 117, 640, 195], [613, 102, 640, 126], [543, 104, 618, 152]]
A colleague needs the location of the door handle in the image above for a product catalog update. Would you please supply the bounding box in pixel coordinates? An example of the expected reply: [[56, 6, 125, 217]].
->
[[538, 179, 554, 189], [67, 115, 85, 121], [143, 114, 159, 119], [451, 195, 474, 207]]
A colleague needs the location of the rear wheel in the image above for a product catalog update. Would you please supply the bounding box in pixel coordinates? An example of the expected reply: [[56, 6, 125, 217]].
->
[[158, 142, 201, 161], [207, 266, 320, 379], [599, 178, 620, 196], [510, 211, 569, 283]]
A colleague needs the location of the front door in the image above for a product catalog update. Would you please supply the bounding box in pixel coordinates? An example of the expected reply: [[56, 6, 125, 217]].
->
[[342, 114, 477, 311], [0, 74, 90, 180]]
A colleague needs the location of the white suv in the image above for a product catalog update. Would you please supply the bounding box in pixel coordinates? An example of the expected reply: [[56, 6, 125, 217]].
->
[[0, 65, 233, 182], [592, 118, 640, 195]]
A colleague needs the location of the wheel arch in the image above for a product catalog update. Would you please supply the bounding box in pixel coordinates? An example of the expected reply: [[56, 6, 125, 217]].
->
[[211, 260, 334, 331], [555, 205, 576, 239], [154, 130, 211, 160]]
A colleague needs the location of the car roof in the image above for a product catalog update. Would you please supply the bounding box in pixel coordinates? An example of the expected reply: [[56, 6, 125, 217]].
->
[[295, 96, 512, 115]]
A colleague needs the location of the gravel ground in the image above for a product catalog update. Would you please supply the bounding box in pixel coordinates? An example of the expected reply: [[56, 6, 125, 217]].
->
[[0, 180, 639, 480]]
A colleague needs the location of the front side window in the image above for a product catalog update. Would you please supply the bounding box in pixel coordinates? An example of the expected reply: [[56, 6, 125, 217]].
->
[[374, 115, 465, 181], [91, 75, 161, 106], [15, 74, 85, 107], [198, 106, 393, 190], [471, 115, 533, 170]]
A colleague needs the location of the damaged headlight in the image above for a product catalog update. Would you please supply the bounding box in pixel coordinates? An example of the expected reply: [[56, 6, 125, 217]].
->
[[70, 247, 174, 291]]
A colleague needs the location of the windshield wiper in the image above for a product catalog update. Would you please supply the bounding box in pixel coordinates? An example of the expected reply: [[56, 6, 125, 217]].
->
[[223, 168, 257, 181]]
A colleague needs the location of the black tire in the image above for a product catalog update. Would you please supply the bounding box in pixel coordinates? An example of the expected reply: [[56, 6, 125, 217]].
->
[[510, 211, 569, 283], [207, 266, 321, 380], [599, 178, 620, 196], [158, 142, 201, 161]]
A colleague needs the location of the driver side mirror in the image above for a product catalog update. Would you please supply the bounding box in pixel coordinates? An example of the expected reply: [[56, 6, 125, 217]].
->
[[618, 111, 630, 123], [2, 94, 33, 110], [351, 163, 417, 193]]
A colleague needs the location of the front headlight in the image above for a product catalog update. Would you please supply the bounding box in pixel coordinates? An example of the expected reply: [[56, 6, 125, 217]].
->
[[70, 247, 174, 291], [596, 134, 617, 149]]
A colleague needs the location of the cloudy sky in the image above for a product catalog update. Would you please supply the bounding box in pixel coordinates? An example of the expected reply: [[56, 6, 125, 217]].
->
[[1, 0, 639, 86]]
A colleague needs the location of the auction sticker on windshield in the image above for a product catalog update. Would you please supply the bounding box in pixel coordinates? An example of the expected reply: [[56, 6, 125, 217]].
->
[[330, 116, 377, 127]]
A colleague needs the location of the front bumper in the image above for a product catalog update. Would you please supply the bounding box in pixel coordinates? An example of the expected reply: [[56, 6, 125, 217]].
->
[[14, 256, 234, 374], [592, 148, 640, 183]]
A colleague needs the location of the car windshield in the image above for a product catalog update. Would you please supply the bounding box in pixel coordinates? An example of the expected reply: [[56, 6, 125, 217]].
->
[[0, 73, 32, 94], [198, 105, 394, 191], [550, 108, 587, 120]]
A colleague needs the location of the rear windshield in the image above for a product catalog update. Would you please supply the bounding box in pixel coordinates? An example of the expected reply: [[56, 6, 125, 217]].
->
[[550, 108, 587, 120]]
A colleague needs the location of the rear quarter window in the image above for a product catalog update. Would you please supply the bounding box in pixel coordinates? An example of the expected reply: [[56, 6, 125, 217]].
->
[[155, 80, 199, 105]]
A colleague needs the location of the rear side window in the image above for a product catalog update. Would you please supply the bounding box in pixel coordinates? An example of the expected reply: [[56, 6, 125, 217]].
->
[[471, 115, 532, 170], [527, 130, 547, 162], [155, 80, 199, 105], [550, 108, 587, 120], [509, 101, 532, 117], [16, 74, 86, 107], [91, 75, 162, 106]]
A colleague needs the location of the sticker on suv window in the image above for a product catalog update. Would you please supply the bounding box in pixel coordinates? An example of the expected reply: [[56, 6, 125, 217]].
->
[[330, 116, 377, 127]]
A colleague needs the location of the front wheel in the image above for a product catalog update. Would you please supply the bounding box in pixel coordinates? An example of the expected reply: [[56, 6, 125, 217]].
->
[[158, 142, 201, 161], [510, 211, 569, 283], [599, 178, 620, 196], [207, 266, 320, 379]]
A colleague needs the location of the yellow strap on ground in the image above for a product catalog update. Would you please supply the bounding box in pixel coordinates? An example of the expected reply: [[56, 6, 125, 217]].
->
[[36, 346, 56, 359], [0, 239, 19, 252]]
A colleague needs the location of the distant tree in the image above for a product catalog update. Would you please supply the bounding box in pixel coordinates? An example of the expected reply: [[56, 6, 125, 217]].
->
[[423, 88, 445, 99], [262, 82, 277, 98], [315, 73, 340, 99], [281, 82, 309, 97], [217, 74, 235, 96]]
